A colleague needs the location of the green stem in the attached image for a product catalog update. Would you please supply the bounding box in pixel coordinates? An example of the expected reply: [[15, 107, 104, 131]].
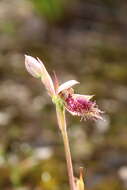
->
[[56, 106, 76, 190]]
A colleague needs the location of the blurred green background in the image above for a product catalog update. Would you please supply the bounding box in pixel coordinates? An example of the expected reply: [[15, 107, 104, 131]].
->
[[0, 0, 127, 189]]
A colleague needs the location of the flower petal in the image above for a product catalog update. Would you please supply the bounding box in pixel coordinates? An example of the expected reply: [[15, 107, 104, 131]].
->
[[37, 57, 55, 96], [57, 80, 79, 94], [73, 94, 94, 100], [25, 55, 55, 96], [65, 107, 80, 116]]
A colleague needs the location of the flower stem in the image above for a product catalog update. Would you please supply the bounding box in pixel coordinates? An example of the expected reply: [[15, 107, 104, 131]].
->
[[56, 106, 76, 190]]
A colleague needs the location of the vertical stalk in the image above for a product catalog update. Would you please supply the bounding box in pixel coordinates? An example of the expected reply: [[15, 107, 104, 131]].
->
[[56, 105, 76, 190]]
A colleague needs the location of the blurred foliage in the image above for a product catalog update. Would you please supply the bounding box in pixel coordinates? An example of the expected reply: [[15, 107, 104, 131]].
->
[[0, 21, 16, 35], [31, 0, 66, 22]]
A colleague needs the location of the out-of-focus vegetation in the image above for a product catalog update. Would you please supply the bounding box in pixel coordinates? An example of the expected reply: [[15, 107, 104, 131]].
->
[[0, 0, 127, 189], [31, 0, 65, 21]]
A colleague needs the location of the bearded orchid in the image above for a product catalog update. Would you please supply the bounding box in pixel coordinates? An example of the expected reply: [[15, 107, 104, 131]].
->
[[25, 55, 103, 121], [25, 55, 103, 190]]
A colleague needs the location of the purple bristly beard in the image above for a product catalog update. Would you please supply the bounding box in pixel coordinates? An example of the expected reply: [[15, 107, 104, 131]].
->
[[65, 94, 94, 115]]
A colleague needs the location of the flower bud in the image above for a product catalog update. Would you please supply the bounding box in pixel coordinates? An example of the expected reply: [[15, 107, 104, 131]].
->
[[25, 55, 43, 78], [25, 55, 55, 96]]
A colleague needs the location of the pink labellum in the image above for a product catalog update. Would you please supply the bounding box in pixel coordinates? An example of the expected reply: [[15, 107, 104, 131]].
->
[[57, 80, 79, 94], [64, 94, 103, 120]]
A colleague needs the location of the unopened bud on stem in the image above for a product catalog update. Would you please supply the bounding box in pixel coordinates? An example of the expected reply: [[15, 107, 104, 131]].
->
[[25, 55, 43, 78]]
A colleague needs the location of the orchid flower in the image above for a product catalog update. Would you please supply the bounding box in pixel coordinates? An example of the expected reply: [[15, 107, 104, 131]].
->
[[25, 55, 104, 190], [25, 55, 103, 121]]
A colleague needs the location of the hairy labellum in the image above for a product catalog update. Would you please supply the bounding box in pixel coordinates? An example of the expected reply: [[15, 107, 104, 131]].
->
[[63, 94, 103, 120]]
